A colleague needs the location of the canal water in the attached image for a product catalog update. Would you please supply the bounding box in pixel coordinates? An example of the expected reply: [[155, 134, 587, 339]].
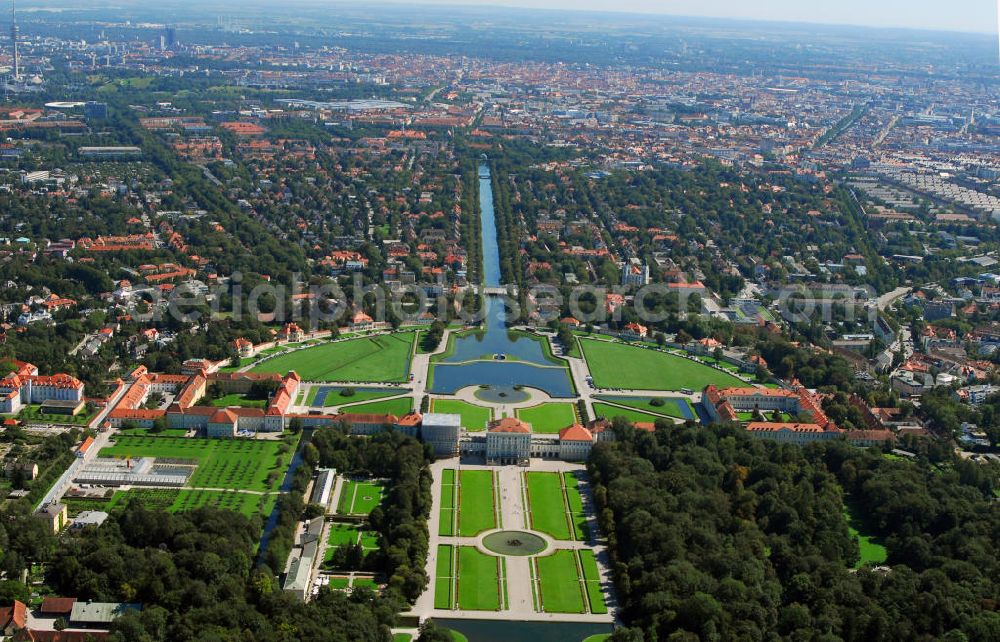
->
[[434, 617, 612, 642], [430, 165, 609, 638], [430, 163, 575, 397]]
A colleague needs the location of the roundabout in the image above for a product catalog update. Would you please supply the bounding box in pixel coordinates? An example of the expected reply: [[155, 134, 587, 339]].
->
[[481, 530, 548, 556]]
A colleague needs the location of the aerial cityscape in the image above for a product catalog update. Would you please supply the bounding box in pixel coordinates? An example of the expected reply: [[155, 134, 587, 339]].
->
[[0, 1, 996, 641]]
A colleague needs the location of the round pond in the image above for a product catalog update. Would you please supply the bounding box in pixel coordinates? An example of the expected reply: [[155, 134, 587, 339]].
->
[[482, 530, 548, 556]]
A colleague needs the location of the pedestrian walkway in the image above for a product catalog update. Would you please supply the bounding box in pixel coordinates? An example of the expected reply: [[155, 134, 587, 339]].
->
[[407, 459, 616, 624]]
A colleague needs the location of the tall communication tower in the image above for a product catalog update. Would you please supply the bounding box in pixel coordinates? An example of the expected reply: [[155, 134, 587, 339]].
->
[[10, 0, 19, 80]]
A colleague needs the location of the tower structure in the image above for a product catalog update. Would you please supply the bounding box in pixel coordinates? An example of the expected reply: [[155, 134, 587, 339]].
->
[[10, 0, 19, 80]]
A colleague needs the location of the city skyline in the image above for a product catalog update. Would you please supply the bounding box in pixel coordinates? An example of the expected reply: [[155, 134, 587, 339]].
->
[[358, 0, 998, 34]]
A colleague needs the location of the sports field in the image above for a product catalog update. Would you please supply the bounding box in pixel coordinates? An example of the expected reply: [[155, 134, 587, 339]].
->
[[430, 399, 492, 431], [338, 480, 386, 515], [99, 435, 291, 493], [250, 333, 414, 382], [457, 546, 503, 611], [580, 338, 744, 391], [593, 395, 696, 420], [525, 471, 572, 541], [458, 469, 497, 537], [339, 397, 413, 416], [535, 549, 585, 613], [439, 469, 457, 536], [592, 403, 669, 425], [516, 403, 577, 433]]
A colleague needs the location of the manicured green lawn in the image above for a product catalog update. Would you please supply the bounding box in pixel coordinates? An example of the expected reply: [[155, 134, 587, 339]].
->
[[329, 577, 352, 590], [435, 545, 455, 609], [250, 333, 414, 382], [844, 505, 887, 567], [516, 403, 577, 434], [99, 435, 291, 493], [526, 472, 572, 541], [580, 338, 744, 391], [338, 397, 413, 416], [439, 468, 457, 537], [324, 523, 378, 562], [352, 578, 378, 591], [457, 546, 501, 611], [393, 634, 413, 642], [593, 395, 695, 420], [458, 470, 496, 537], [536, 550, 585, 613], [338, 480, 385, 515], [737, 410, 794, 422], [210, 393, 267, 409], [563, 472, 589, 541], [17, 404, 96, 426], [578, 550, 607, 614], [591, 403, 667, 425], [311, 387, 406, 407], [581, 636, 611, 642], [431, 399, 492, 431]]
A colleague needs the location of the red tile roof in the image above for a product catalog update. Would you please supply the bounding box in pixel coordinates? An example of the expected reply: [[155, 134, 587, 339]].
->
[[558, 424, 593, 441], [39, 597, 76, 615], [488, 417, 531, 434]]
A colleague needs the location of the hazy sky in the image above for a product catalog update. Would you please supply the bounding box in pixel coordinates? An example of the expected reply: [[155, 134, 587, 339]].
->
[[404, 0, 999, 34]]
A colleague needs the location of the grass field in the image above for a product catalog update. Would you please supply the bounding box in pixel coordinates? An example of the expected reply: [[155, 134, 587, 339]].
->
[[593, 396, 695, 420], [308, 387, 405, 407], [580, 338, 744, 391], [170, 489, 275, 517], [210, 393, 267, 409], [578, 550, 608, 614], [338, 480, 386, 515], [72, 488, 276, 519], [435, 545, 455, 609], [844, 505, 887, 567], [535, 550, 585, 613], [458, 470, 496, 537], [339, 397, 414, 416], [457, 546, 502, 611], [324, 523, 378, 562], [526, 472, 572, 541], [430, 399, 492, 431], [250, 333, 414, 382], [99, 435, 291, 493], [516, 403, 577, 434], [439, 469, 457, 537], [15, 404, 96, 426], [592, 403, 670, 425], [563, 472, 589, 541]]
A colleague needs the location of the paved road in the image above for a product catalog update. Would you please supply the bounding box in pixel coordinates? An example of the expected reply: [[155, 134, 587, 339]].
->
[[876, 286, 911, 311]]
